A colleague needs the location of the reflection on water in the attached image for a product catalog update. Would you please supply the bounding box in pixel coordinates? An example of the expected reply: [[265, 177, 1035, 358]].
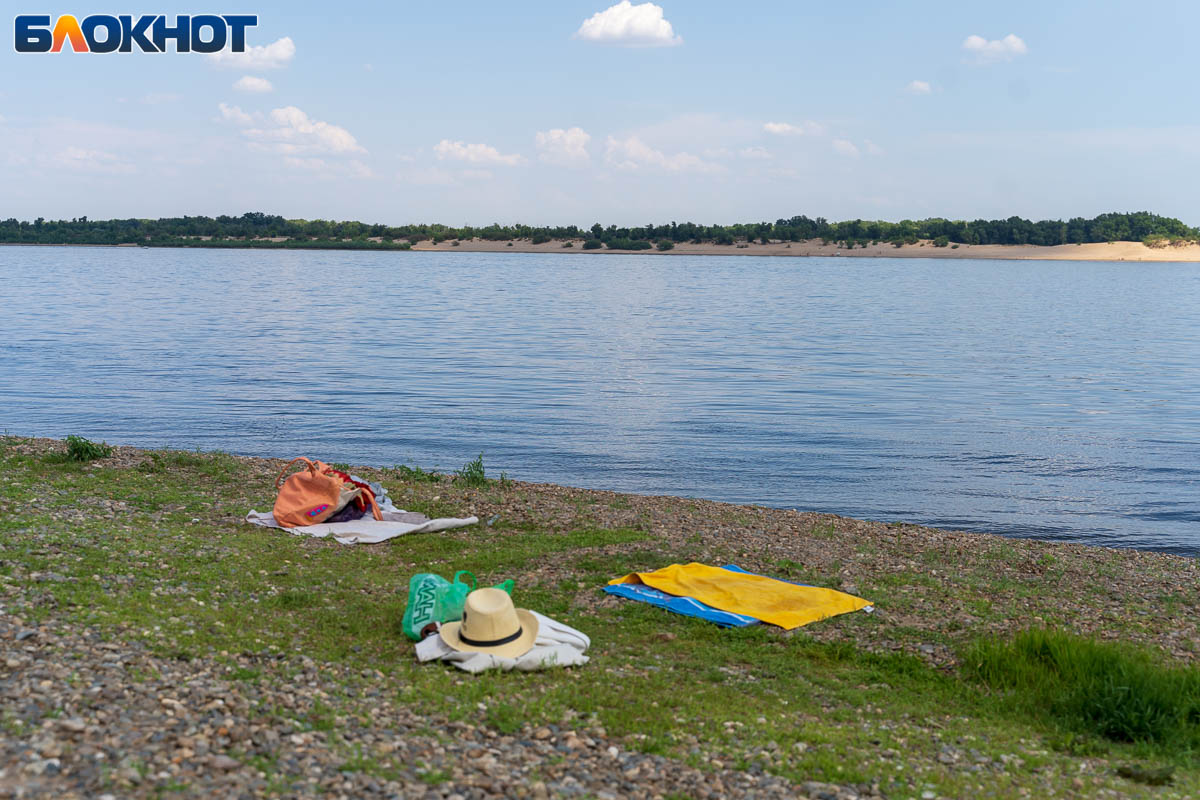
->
[[2, 246, 1198, 555]]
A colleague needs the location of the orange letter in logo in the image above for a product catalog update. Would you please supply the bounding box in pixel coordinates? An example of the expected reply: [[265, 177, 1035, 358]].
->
[[50, 14, 89, 52]]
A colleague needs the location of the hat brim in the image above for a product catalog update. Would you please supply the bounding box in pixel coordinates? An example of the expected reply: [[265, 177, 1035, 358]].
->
[[439, 608, 539, 659]]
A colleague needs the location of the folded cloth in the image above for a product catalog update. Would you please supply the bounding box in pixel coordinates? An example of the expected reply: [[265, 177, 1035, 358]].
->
[[245, 508, 478, 545], [414, 611, 590, 673], [608, 562, 872, 630], [349, 474, 392, 511]]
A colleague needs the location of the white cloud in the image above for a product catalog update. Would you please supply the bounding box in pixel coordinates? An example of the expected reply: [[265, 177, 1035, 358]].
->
[[51, 146, 134, 173], [604, 135, 718, 172], [963, 34, 1028, 63], [434, 139, 524, 166], [207, 36, 295, 69], [284, 156, 327, 171], [865, 140, 884, 156], [575, 1, 682, 47], [234, 76, 274, 93], [261, 106, 363, 153], [535, 127, 591, 166], [705, 144, 772, 160], [347, 160, 374, 179], [832, 139, 860, 157], [763, 121, 823, 136], [217, 102, 256, 125], [739, 146, 772, 160], [230, 106, 364, 155], [623, 113, 761, 159], [906, 80, 932, 95]]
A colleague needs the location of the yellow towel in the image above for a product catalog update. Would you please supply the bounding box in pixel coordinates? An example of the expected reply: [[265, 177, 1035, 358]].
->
[[609, 562, 871, 630]]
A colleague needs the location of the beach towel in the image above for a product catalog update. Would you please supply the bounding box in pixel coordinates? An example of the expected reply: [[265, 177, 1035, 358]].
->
[[608, 562, 871, 630], [414, 611, 590, 673], [245, 505, 478, 545], [602, 567, 760, 628]]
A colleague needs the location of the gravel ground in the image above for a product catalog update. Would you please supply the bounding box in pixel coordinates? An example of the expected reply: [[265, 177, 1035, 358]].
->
[[3, 438, 1197, 799], [494, 483, 1200, 668], [0, 616, 880, 799]]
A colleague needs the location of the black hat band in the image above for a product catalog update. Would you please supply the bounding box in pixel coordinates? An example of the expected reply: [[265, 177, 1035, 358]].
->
[[458, 626, 524, 648]]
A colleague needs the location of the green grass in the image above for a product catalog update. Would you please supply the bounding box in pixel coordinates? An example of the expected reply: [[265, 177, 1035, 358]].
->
[[2, 438, 1198, 798], [46, 435, 114, 463], [417, 768, 451, 785], [455, 453, 488, 487], [966, 629, 1200, 750], [390, 463, 443, 483], [485, 702, 525, 735]]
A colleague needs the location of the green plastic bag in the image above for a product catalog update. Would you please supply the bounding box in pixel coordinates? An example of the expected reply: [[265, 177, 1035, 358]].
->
[[401, 570, 514, 641]]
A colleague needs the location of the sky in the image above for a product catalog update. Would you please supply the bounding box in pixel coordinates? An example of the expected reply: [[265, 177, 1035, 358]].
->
[[3, 1, 1199, 227]]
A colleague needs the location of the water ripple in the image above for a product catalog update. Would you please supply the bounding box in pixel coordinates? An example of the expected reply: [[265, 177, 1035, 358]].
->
[[2, 246, 1198, 556]]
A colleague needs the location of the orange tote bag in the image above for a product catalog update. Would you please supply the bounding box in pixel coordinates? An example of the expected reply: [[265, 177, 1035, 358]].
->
[[272, 457, 347, 528]]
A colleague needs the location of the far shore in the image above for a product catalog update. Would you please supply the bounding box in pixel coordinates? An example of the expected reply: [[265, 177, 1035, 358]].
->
[[413, 237, 1200, 262], [6, 238, 1200, 261]]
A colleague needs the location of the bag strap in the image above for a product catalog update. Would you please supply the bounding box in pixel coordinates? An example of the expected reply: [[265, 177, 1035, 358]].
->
[[325, 465, 383, 521], [453, 571, 477, 590], [364, 488, 383, 521], [274, 457, 319, 489]]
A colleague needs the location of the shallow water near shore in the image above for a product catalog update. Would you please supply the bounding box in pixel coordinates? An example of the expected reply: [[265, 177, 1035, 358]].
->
[[2, 246, 1197, 555]]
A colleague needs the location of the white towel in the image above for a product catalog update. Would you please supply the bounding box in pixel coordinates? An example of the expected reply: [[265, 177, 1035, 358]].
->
[[414, 611, 590, 673], [244, 507, 478, 545]]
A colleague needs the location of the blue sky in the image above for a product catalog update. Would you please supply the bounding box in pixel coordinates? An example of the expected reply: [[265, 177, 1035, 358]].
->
[[3, 1, 1198, 226]]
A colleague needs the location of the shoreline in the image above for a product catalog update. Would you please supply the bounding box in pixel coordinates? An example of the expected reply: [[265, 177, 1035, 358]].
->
[[2, 435, 1197, 798], [3, 435, 1196, 665], [5, 434, 1196, 582], [5, 238, 1200, 261]]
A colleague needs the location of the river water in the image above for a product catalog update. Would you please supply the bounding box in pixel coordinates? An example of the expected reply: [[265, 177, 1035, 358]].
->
[[2, 246, 1197, 555]]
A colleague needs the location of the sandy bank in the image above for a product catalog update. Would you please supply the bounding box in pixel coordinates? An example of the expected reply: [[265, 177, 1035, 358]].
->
[[412, 238, 1200, 262]]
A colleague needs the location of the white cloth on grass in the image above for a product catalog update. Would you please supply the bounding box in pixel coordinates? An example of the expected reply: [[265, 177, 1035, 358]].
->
[[414, 611, 590, 673], [244, 506, 478, 545]]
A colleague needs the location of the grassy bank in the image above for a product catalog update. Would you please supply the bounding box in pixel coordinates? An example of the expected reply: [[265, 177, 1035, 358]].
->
[[1, 437, 1197, 798]]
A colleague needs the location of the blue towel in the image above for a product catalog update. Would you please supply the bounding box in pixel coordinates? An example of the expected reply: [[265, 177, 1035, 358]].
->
[[602, 564, 769, 628], [603, 582, 759, 627]]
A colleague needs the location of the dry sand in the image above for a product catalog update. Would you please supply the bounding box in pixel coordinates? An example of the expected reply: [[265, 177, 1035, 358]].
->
[[411, 238, 1200, 262]]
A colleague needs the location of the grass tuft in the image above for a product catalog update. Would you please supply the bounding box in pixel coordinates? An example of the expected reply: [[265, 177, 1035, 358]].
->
[[966, 629, 1200, 748], [485, 702, 524, 735], [1118, 763, 1176, 786], [455, 453, 487, 487], [391, 464, 443, 483], [60, 435, 113, 463], [269, 589, 318, 610]]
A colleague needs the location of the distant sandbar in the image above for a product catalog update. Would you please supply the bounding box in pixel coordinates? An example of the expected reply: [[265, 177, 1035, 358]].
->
[[410, 238, 1200, 262]]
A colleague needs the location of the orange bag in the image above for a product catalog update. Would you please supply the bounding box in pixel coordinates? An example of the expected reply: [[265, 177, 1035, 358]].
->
[[272, 457, 383, 528]]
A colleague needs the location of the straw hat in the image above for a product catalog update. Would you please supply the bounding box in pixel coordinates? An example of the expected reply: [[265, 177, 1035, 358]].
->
[[439, 588, 539, 658]]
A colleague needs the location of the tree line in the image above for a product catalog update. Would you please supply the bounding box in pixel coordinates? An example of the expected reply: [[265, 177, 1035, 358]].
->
[[0, 210, 1194, 250]]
